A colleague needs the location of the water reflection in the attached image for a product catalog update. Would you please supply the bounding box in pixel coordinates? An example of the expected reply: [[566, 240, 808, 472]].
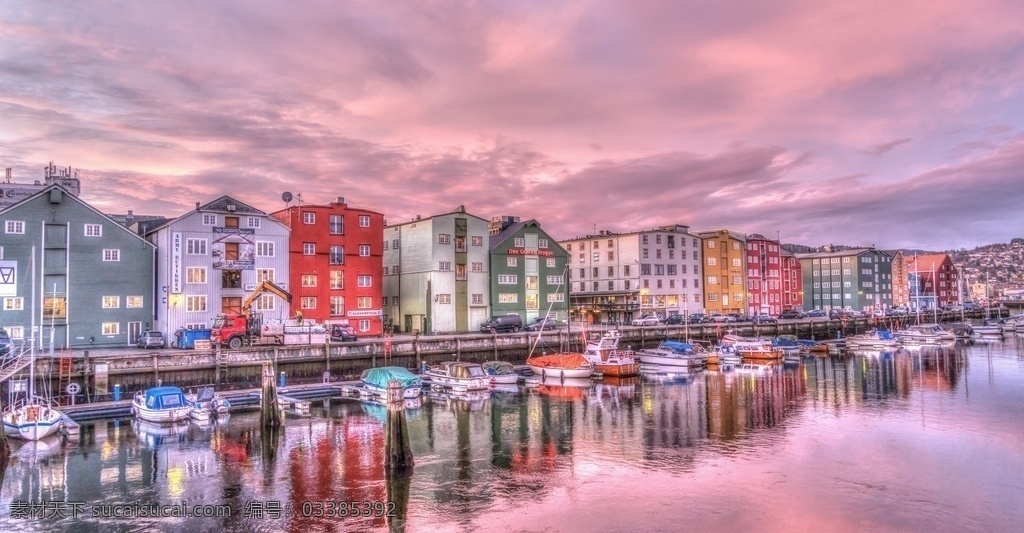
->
[[1, 340, 1023, 531]]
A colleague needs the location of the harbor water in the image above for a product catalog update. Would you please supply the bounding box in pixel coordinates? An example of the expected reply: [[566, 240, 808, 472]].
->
[[2, 338, 1024, 532]]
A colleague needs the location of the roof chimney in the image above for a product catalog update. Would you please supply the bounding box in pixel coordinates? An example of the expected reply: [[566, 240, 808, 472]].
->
[[195, 202, 201, 211], [335, 197, 346, 205]]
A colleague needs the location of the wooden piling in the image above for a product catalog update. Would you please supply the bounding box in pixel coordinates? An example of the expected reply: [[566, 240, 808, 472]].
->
[[260, 362, 284, 428], [0, 396, 10, 486], [384, 379, 414, 475]]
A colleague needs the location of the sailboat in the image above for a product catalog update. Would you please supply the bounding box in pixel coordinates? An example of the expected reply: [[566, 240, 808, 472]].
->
[[524, 266, 594, 380], [2, 246, 65, 441], [975, 273, 1003, 337]]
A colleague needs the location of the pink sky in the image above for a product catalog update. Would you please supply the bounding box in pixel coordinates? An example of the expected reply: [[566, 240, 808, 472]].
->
[[2, 1, 1023, 249]]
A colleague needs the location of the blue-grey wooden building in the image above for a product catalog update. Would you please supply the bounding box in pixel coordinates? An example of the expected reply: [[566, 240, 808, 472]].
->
[[0, 185, 155, 349]]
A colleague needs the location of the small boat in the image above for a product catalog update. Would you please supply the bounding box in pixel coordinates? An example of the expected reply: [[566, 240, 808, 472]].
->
[[722, 335, 784, 361], [185, 387, 231, 421], [482, 361, 520, 384], [526, 352, 594, 379], [894, 324, 956, 345], [424, 361, 491, 391], [2, 397, 63, 441], [771, 336, 803, 356], [844, 330, 899, 349], [131, 386, 192, 423], [635, 340, 707, 368], [973, 319, 1003, 337], [795, 338, 829, 353], [361, 366, 423, 398], [581, 330, 639, 377]]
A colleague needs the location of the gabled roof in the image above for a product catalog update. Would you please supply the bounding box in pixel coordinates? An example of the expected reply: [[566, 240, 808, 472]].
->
[[906, 254, 953, 269], [385, 205, 488, 228], [794, 247, 879, 259], [0, 184, 155, 248], [198, 195, 265, 215]]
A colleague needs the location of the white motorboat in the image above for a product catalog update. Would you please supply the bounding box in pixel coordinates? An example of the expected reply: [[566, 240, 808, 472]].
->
[[482, 361, 520, 385], [360, 366, 423, 398], [581, 330, 639, 377], [894, 324, 956, 345], [131, 386, 192, 423], [424, 361, 491, 391], [185, 387, 231, 421], [844, 330, 899, 349], [722, 335, 784, 361], [635, 340, 706, 368]]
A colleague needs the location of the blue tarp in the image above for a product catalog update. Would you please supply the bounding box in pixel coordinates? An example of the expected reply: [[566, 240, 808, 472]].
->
[[660, 341, 694, 353], [361, 367, 422, 389], [144, 386, 186, 409]]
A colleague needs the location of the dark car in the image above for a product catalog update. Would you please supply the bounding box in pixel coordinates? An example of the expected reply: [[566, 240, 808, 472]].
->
[[136, 331, 166, 349], [0, 327, 12, 356], [330, 324, 358, 342], [751, 314, 778, 324], [664, 314, 684, 325], [687, 313, 707, 324], [779, 309, 804, 320], [804, 309, 826, 318], [524, 317, 558, 331]]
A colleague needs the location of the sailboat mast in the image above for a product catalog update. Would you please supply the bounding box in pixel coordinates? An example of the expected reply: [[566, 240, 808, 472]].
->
[[29, 245, 36, 399]]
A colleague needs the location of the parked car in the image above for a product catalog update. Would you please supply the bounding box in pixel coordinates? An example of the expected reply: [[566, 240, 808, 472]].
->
[[687, 313, 708, 324], [330, 324, 358, 342], [728, 313, 751, 323], [663, 314, 684, 325], [779, 309, 804, 320], [886, 306, 909, 316], [480, 315, 523, 333], [136, 331, 166, 349], [631, 315, 661, 326], [751, 314, 778, 324], [708, 314, 735, 323], [524, 317, 558, 331], [804, 309, 826, 318], [0, 327, 12, 356]]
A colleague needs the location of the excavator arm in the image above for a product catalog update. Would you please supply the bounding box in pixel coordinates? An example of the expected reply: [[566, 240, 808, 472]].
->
[[241, 280, 293, 317]]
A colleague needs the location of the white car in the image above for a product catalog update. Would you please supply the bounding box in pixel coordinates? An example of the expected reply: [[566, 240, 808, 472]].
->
[[631, 315, 661, 326]]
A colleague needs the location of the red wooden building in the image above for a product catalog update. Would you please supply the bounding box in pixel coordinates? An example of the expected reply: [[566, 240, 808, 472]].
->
[[271, 197, 385, 336], [745, 234, 802, 316]]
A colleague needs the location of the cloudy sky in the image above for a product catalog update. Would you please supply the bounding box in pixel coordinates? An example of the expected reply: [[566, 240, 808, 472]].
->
[[2, 1, 1022, 250]]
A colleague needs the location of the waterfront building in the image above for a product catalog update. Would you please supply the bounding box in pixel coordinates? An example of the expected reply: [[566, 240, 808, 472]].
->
[[382, 206, 490, 334], [905, 254, 960, 311], [744, 234, 804, 316], [145, 196, 291, 339], [795, 247, 894, 312], [488, 216, 570, 324], [696, 229, 747, 316], [885, 249, 910, 308], [558, 225, 703, 324], [270, 197, 385, 336], [780, 250, 804, 312], [0, 162, 82, 210], [0, 184, 154, 348]]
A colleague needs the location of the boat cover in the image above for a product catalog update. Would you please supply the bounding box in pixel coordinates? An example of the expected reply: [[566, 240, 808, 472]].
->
[[660, 341, 695, 353], [361, 367, 422, 389], [482, 361, 515, 375], [143, 386, 186, 409], [526, 353, 589, 368]]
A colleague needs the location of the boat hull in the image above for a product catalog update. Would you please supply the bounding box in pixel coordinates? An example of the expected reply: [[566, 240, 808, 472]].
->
[[635, 352, 702, 368], [489, 374, 520, 385], [527, 365, 593, 379], [363, 382, 423, 399], [594, 363, 639, 377], [132, 398, 191, 423], [2, 406, 63, 441]]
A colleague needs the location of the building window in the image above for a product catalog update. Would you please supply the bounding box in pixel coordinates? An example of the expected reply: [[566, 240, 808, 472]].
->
[[392, 296, 400, 306], [455, 236, 467, 252], [392, 239, 399, 249], [436, 294, 451, 304], [507, 257, 518, 267], [101, 322, 120, 335], [330, 296, 345, 315], [301, 297, 317, 309], [301, 274, 317, 287], [392, 265, 399, 274], [330, 271, 344, 289], [256, 268, 274, 283], [547, 258, 556, 268], [255, 295, 276, 311], [708, 275, 719, 285], [471, 262, 483, 272], [187, 267, 208, 283], [498, 275, 517, 284], [126, 296, 143, 308], [498, 293, 518, 303], [439, 261, 451, 271], [357, 275, 371, 287], [303, 212, 315, 224], [472, 294, 483, 305], [456, 263, 467, 280], [303, 243, 315, 255], [607, 266, 615, 276], [624, 265, 630, 276], [103, 249, 120, 262], [186, 239, 207, 255], [593, 252, 600, 261], [222, 270, 241, 289], [247, 217, 261, 228], [592, 281, 599, 291], [732, 258, 741, 267], [330, 215, 344, 234], [707, 257, 717, 266], [515, 238, 525, 247], [359, 215, 370, 227], [642, 235, 649, 244], [472, 236, 483, 246], [358, 244, 371, 257], [3, 297, 25, 311], [257, 242, 274, 257], [439, 234, 451, 244], [547, 293, 565, 303], [202, 214, 216, 225], [330, 245, 344, 265], [357, 296, 373, 308], [608, 280, 615, 290], [186, 296, 207, 312], [85, 224, 102, 237]]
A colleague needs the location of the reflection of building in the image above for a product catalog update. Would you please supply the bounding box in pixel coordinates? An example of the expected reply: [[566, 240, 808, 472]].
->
[[558, 225, 704, 324], [146, 196, 291, 337], [0, 184, 154, 347], [487, 217, 570, 325], [382, 206, 490, 334], [270, 198, 385, 335]]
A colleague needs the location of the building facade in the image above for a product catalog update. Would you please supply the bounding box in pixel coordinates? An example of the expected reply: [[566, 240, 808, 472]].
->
[[0, 185, 154, 348], [382, 206, 490, 334], [905, 254, 960, 310], [886, 250, 910, 307], [697, 230, 747, 316], [780, 251, 804, 312], [488, 217, 570, 324], [559, 225, 703, 324], [745, 234, 795, 316], [796, 247, 894, 312], [0, 163, 82, 210], [146, 196, 291, 338], [270, 197, 385, 335]]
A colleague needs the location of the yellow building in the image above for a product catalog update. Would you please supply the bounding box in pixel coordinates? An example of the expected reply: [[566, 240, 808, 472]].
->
[[697, 230, 747, 315]]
